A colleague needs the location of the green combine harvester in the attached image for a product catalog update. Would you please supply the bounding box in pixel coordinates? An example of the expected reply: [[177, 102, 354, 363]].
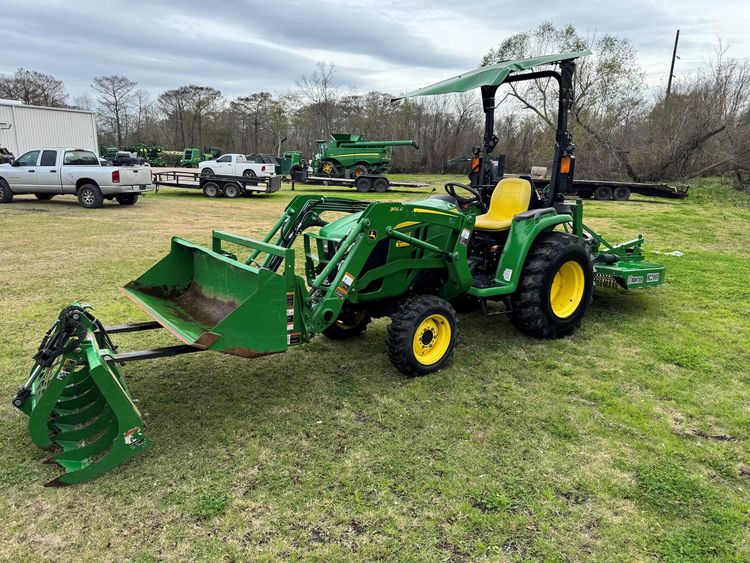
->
[[13, 51, 666, 486], [310, 133, 418, 177]]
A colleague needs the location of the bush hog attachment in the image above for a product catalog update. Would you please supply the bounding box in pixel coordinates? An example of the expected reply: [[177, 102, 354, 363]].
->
[[13, 51, 667, 485]]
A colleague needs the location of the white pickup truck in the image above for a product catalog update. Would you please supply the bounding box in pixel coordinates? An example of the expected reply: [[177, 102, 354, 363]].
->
[[198, 153, 276, 180], [0, 148, 154, 209]]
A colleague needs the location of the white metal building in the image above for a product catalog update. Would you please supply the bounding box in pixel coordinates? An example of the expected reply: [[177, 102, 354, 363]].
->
[[0, 101, 98, 157]]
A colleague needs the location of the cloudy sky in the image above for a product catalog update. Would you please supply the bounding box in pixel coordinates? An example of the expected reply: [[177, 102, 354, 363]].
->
[[2, 0, 749, 100]]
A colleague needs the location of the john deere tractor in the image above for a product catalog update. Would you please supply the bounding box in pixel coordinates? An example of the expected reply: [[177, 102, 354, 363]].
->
[[12, 51, 666, 485]]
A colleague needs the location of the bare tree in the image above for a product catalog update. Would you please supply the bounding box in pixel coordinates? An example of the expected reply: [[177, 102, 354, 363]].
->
[[0, 68, 68, 107], [92, 75, 137, 146], [297, 62, 339, 134]]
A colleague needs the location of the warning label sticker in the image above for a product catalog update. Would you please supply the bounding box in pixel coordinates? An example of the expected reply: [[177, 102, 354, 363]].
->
[[334, 272, 355, 300], [459, 228, 471, 246]]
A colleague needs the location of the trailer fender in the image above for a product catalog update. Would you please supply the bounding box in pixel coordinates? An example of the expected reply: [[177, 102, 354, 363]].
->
[[494, 210, 573, 293]]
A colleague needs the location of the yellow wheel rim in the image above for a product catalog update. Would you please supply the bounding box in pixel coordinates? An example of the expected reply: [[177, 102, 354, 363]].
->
[[354, 168, 364, 177], [549, 260, 585, 318], [412, 314, 451, 366], [322, 162, 334, 174]]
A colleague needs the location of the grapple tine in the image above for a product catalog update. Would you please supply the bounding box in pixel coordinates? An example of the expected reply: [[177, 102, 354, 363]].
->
[[15, 304, 151, 485]]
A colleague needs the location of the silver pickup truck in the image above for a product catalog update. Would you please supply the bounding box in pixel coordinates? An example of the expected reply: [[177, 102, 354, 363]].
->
[[0, 148, 154, 208]]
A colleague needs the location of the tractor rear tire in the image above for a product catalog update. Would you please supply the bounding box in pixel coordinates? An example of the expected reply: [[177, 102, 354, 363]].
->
[[386, 294, 458, 376], [323, 310, 371, 340], [78, 184, 104, 209], [509, 232, 593, 339], [594, 185, 612, 200], [0, 179, 12, 203], [612, 186, 631, 201], [35, 193, 54, 201], [115, 194, 139, 205], [203, 182, 220, 198]]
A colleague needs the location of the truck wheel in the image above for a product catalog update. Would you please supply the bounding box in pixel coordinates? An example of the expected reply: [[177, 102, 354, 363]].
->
[[509, 232, 593, 339], [35, 194, 54, 201], [355, 177, 372, 193], [320, 161, 337, 175], [612, 186, 631, 201], [115, 194, 139, 205], [202, 182, 220, 198], [353, 164, 368, 178], [223, 182, 241, 198], [373, 178, 389, 193], [594, 185, 612, 200], [323, 310, 371, 340], [0, 179, 12, 203], [78, 184, 104, 209], [201, 168, 214, 177], [386, 295, 458, 376]]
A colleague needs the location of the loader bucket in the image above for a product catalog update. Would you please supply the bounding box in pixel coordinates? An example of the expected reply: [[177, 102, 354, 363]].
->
[[122, 237, 289, 357], [13, 305, 151, 486]]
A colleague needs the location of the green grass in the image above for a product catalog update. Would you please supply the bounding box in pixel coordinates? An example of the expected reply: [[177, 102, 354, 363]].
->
[[0, 175, 748, 560]]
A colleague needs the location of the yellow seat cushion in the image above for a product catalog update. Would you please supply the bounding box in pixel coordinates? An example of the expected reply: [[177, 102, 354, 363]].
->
[[474, 178, 532, 232]]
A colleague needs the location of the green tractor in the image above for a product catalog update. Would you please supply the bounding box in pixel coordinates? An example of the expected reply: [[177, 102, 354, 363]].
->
[[181, 147, 222, 167], [310, 134, 418, 178], [12, 51, 666, 485], [246, 150, 304, 178]]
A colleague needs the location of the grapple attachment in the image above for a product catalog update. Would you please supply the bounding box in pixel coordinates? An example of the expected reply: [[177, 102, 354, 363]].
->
[[121, 236, 290, 357], [12, 305, 151, 486]]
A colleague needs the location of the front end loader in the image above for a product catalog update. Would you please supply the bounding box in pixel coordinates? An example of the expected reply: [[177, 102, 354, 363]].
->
[[12, 51, 666, 485]]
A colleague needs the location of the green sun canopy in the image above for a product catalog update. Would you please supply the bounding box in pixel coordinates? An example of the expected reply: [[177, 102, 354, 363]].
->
[[392, 50, 591, 101]]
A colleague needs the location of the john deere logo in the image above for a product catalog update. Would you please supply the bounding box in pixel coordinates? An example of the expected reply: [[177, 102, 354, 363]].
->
[[368, 230, 377, 240]]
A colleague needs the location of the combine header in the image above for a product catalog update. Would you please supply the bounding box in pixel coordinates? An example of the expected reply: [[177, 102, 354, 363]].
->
[[13, 51, 667, 485]]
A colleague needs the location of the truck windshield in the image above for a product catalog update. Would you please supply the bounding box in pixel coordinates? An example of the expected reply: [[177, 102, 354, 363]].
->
[[63, 150, 99, 165]]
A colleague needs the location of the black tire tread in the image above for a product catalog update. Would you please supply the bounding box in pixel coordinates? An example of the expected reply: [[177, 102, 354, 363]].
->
[[0, 179, 13, 203], [509, 232, 593, 339], [386, 294, 458, 376]]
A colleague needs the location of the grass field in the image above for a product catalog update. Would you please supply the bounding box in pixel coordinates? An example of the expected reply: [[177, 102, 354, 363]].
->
[[0, 176, 748, 561]]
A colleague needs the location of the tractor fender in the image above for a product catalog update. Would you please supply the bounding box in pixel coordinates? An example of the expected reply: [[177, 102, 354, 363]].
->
[[494, 210, 573, 293]]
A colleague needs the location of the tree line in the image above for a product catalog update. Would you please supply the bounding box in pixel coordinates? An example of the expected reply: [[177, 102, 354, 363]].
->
[[1, 22, 748, 187]]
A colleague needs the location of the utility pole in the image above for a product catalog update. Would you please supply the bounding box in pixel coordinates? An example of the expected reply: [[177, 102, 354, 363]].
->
[[666, 30, 680, 98]]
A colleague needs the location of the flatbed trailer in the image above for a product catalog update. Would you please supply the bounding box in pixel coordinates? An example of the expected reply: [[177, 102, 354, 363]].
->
[[528, 177, 689, 201], [152, 171, 282, 198], [291, 170, 428, 193]]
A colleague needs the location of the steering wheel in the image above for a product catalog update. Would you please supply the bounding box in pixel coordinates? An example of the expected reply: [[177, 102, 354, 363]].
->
[[444, 182, 481, 205]]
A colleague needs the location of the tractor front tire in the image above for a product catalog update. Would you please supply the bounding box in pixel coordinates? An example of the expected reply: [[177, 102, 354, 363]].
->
[[386, 295, 458, 376], [78, 184, 104, 209], [323, 310, 371, 340], [0, 179, 13, 203], [509, 232, 593, 339]]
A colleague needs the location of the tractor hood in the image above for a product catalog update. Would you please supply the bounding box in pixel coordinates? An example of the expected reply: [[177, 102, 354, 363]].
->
[[392, 50, 591, 100]]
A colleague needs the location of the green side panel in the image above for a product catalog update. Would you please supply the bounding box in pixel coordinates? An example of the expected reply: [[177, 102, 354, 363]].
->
[[594, 259, 665, 289], [122, 238, 288, 355]]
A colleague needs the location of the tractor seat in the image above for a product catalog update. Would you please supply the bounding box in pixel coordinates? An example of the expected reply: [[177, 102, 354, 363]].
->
[[474, 178, 532, 232]]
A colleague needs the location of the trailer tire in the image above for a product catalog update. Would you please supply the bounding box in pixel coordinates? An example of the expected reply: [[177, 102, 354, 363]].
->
[[373, 178, 389, 193], [612, 186, 631, 201], [78, 184, 104, 209], [509, 232, 593, 339], [0, 179, 12, 203], [201, 168, 214, 177], [35, 193, 54, 201], [115, 194, 139, 205], [202, 182, 220, 198], [594, 185, 612, 200], [223, 182, 241, 198], [355, 177, 372, 192], [323, 310, 371, 340], [387, 294, 458, 376]]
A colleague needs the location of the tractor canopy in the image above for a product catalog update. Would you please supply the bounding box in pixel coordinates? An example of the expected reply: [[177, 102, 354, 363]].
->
[[392, 51, 590, 99]]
